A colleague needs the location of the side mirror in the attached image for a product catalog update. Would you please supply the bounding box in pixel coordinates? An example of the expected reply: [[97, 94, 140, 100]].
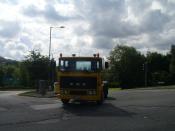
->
[[105, 62, 109, 69]]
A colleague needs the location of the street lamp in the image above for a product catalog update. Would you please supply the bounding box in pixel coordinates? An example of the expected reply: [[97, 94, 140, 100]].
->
[[48, 26, 65, 90], [143, 62, 148, 87], [49, 26, 65, 60]]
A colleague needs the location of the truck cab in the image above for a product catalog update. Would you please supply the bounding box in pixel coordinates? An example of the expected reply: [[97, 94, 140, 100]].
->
[[56, 54, 108, 104]]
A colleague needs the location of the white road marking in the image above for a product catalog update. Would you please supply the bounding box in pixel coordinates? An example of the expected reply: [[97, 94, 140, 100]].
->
[[30, 103, 62, 110]]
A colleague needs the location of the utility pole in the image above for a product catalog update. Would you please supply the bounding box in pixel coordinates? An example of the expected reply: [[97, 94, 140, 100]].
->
[[48, 27, 52, 61], [144, 62, 148, 87], [49, 26, 65, 60], [48, 26, 65, 90]]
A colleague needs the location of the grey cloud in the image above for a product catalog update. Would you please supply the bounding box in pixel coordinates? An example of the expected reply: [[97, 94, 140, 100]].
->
[[74, 0, 136, 34], [22, 5, 42, 17], [0, 40, 26, 60], [141, 10, 170, 32], [0, 20, 21, 38], [44, 4, 70, 21], [92, 37, 114, 49], [0, 40, 5, 57], [148, 33, 175, 50], [3, 50, 24, 60], [22, 4, 75, 22], [1, 0, 175, 60], [4, 42, 27, 52], [0, 40, 4, 49], [127, 0, 152, 16], [74, 0, 126, 19], [74, 0, 141, 38], [158, 0, 175, 15], [73, 0, 140, 50], [73, 0, 173, 52], [90, 20, 140, 38], [119, 32, 175, 52], [73, 26, 88, 36], [12, 51, 24, 60], [20, 35, 33, 48], [0, 0, 18, 5], [16, 44, 26, 51]]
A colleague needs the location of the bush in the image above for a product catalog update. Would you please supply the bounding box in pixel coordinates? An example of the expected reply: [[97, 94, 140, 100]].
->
[[108, 82, 120, 88]]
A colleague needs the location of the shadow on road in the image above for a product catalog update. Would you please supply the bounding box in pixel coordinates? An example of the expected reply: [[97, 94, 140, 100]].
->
[[106, 96, 116, 100], [62, 102, 135, 117]]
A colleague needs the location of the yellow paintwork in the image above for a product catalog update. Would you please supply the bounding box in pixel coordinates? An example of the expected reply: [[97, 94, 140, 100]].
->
[[54, 82, 60, 94], [57, 71, 103, 101]]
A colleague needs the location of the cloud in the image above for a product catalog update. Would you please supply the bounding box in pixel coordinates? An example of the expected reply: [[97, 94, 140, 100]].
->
[[0, 0, 175, 60], [44, 4, 69, 21], [148, 32, 175, 51], [22, 3, 76, 22], [72, 0, 173, 53], [141, 10, 170, 32], [0, 40, 4, 48], [0, 0, 18, 5], [0, 39, 28, 60], [19, 35, 33, 48], [127, 0, 152, 16], [22, 5, 42, 17], [74, 1, 142, 39], [92, 36, 114, 49], [0, 20, 21, 38]]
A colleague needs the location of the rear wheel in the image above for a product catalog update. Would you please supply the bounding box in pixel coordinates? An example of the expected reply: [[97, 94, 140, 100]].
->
[[103, 85, 108, 99], [97, 93, 104, 105], [104, 90, 108, 98], [61, 99, 69, 105]]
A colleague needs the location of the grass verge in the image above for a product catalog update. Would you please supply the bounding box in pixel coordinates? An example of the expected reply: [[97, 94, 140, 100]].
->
[[128, 85, 175, 90], [109, 88, 122, 92]]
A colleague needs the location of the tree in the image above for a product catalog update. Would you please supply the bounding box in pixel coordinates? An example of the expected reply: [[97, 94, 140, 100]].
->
[[0, 66, 4, 86], [169, 45, 175, 84], [23, 50, 50, 87], [0, 62, 22, 87], [108, 45, 145, 88], [147, 52, 170, 72], [19, 62, 30, 87], [146, 52, 170, 85]]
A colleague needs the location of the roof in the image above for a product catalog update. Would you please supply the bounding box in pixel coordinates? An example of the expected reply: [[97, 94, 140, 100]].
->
[[59, 56, 102, 60]]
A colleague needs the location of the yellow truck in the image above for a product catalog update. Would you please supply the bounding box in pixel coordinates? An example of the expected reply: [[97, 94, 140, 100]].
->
[[55, 53, 108, 104]]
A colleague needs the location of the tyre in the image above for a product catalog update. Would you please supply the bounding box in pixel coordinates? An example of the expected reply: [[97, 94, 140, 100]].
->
[[104, 90, 108, 98], [97, 93, 104, 105], [103, 85, 108, 99], [61, 99, 69, 105]]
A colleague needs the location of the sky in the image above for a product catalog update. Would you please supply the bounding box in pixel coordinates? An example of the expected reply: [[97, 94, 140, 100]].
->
[[0, 0, 175, 60]]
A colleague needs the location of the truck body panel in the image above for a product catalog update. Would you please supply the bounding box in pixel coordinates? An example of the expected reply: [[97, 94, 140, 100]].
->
[[56, 55, 106, 104]]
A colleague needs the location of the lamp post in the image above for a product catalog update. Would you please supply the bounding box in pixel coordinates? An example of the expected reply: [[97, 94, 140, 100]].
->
[[48, 26, 65, 90], [144, 62, 148, 87], [49, 26, 65, 60]]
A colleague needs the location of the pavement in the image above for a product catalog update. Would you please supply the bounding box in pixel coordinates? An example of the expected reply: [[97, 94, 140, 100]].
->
[[0, 89, 175, 131]]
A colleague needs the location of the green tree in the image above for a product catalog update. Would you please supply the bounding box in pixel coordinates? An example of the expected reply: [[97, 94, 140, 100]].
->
[[147, 52, 170, 72], [0, 62, 22, 87], [0, 66, 4, 86], [169, 45, 175, 84], [146, 52, 170, 85], [108, 45, 145, 88], [23, 50, 50, 87], [19, 62, 30, 87]]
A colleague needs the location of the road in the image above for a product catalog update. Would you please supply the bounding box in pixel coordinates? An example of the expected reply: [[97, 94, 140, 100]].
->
[[0, 89, 175, 131]]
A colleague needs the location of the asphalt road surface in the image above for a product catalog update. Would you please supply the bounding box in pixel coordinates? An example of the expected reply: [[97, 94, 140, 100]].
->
[[0, 89, 175, 131]]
